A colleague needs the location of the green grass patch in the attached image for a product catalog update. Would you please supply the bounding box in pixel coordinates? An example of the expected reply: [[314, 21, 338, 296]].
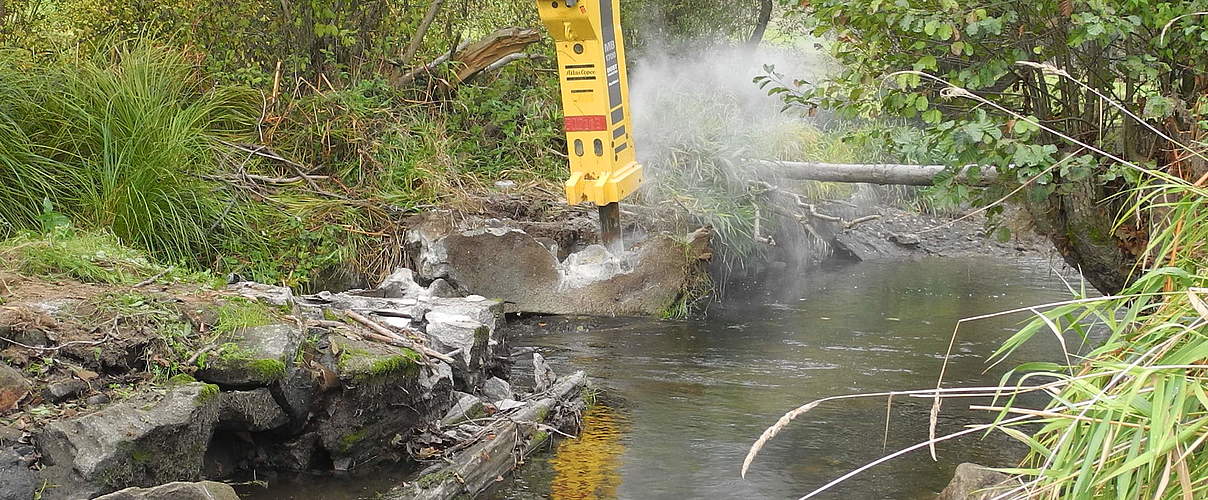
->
[[0, 229, 159, 284], [213, 298, 275, 335]]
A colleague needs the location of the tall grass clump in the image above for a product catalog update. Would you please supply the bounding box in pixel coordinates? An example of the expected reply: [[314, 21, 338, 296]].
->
[[0, 40, 259, 265]]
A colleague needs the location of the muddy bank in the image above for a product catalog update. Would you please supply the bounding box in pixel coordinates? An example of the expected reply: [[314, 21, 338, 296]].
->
[[829, 206, 1055, 262]]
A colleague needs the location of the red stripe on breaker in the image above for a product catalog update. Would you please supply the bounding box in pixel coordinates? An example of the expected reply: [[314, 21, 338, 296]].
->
[[564, 115, 608, 132]]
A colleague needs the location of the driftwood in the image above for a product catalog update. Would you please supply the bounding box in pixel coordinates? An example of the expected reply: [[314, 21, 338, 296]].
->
[[345, 310, 456, 364], [394, 27, 541, 87], [753, 160, 998, 186], [386, 371, 588, 500]]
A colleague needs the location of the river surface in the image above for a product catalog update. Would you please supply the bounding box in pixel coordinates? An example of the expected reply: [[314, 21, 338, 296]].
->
[[491, 256, 1090, 500]]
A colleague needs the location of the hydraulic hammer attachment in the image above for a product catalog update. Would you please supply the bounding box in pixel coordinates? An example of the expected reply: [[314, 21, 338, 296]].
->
[[536, 0, 643, 254]]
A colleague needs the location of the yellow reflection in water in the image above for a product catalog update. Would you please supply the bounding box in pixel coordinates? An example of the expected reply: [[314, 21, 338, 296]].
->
[[549, 405, 627, 499]]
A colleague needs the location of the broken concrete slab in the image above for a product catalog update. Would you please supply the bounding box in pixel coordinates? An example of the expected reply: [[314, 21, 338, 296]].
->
[[407, 214, 711, 316], [197, 324, 301, 388], [37, 383, 221, 498], [93, 481, 240, 500]]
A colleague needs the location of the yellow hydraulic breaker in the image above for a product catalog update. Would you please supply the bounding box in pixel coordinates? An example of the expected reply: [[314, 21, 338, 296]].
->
[[536, 0, 644, 253]]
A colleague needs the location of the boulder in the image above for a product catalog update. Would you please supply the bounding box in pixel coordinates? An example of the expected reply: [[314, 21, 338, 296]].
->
[[0, 362, 30, 411], [44, 379, 88, 403], [377, 268, 427, 299], [937, 463, 1012, 500], [93, 481, 240, 500], [426, 279, 459, 298], [197, 324, 301, 388], [269, 366, 318, 430], [424, 311, 488, 366], [217, 389, 289, 432], [407, 215, 712, 316], [482, 377, 512, 403], [0, 448, 37, 500], [262, 433, 323, 471], [37, 383, 221, 499]]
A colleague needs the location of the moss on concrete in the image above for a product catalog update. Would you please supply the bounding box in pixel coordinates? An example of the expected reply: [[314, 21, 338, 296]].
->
[[336, 343, 421, 382], [210, 342, 287, 382]]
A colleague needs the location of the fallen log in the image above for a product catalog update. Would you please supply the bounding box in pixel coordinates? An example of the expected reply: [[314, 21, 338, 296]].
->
[[752, 160, 998, 186]]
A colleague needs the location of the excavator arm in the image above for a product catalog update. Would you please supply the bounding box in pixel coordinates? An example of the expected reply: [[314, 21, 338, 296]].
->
[[535, 0, 643, 253]]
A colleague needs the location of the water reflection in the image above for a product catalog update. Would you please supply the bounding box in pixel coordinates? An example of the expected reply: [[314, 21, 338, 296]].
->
[[549, 405, 627, 499]]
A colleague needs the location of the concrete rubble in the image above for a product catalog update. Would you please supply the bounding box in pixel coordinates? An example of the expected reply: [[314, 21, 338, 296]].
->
[[0, 253, 600, 499], [406, 213, 712, 316]]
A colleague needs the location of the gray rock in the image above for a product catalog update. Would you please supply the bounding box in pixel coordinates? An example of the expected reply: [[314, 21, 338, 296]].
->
[[426, 279, 460, 298], [263, 433, 322, 471], [227, 282, 293, 307], [482, 377, 512, 403], [93, 481, 240, 500], [890, 232, 922, 247], [937, 463, 1011, 500], [86, 394, 111, 406], [378, 268, 427, 299], [44, 379, 88, 403], [424, 311, 488, 365], [0, 425, 20, 444], [217, 388, 289, 432], [0, 448, 37, 500], [37, 383, 221, 498], [532, 353, 556, 392], [197, 324, 301, 388], [533, 236, 560, 257], [270, 366, 317, 429], [441, 392, 485, 427], [0, 363, 30, 411]]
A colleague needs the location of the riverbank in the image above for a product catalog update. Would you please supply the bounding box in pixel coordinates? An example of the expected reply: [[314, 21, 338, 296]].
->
[[0, 230, 595, 499]]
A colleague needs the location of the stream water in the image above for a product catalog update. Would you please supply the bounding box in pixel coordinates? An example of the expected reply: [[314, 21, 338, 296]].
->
[[492, 256, 1090, 500], [245, 255, 1088, 499]]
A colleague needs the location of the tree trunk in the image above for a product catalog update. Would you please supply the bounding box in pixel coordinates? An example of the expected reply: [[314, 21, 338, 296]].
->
[[400, 0, 447, 68], [747, 0, 773, 48], [1022, 177, 1136, 294]]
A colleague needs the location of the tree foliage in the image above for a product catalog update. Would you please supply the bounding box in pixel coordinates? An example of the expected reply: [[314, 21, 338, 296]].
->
[[765, 0, 1208, 292]]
